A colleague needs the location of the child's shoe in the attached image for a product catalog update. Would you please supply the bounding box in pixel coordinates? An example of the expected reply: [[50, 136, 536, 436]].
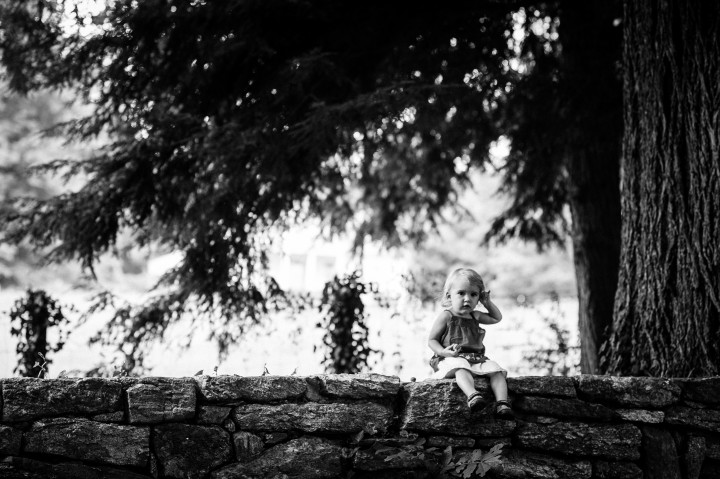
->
[[495, 400, 513, 418], [467, 392, 483, 412]]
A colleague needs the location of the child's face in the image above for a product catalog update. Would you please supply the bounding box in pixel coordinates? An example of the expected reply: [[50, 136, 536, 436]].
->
[[448, 277, 480, 315]]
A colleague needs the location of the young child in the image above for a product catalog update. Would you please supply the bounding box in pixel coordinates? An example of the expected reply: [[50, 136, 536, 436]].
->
[[427, 267, 512, 417]]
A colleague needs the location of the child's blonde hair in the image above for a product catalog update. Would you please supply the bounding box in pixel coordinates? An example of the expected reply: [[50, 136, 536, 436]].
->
[[439, 268, 485, 308]]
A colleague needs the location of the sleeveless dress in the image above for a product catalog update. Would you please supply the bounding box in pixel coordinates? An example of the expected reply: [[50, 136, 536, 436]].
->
[[429, 311, 507, 379]]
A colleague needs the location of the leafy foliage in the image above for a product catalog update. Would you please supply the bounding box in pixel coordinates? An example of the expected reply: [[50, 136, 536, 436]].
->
[[379, 439, 505, 478], [521, 294, 580, 376], [0, 0, 591, 364], [441, 443, 505, 478], [317, 272, 376, 374], [9, 289, 71, 377]]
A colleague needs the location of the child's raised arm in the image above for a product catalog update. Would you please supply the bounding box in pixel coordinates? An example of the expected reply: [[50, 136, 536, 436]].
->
[[474, 292, 503, 324]]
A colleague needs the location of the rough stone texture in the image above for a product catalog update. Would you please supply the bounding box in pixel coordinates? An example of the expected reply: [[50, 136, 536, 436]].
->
[[2, 378, 122, 421], [197, 406, 232, 425], [263, 432, 290, 445], [92, 411, 125, 423], [665, 406, 720, 433], [707, 438, 720, 460], [507, 376, 577, 398], [402, 380, 516, 436], [233, 401, 394, 434], [576, 375, 680, 408], [0, 425, 22, 456], [353, 445, 426, 471], [492, 449, 592, 479], [642, 425, 682, 479], [2, 374, 720, 478], [675, 378, 720, 405], [476, 437, 513, 449], [427, 435, 475, 448], [222, 418, 236, 433], [153, 423, 232, 479], [700, 460, 720, 479], [196, 375, 307, 404], [351, 471, 431, 479], [615, 408, 664, 423], [234, 431, 264, 462], [593, 460, 643, 479], [24, 417, 149, 467], [514, 396, 618, 421], [211, 436, 346, 479], [516, 422, 641, 460], [4, 457, 152, 479], [0, 462, 58, 479], [685, 436, 706, 479], [319, 373, 401, 398], [126, 377, 196, 424]]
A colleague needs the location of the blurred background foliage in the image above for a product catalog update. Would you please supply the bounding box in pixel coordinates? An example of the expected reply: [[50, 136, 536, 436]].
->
[[0, 0, 588, 376]]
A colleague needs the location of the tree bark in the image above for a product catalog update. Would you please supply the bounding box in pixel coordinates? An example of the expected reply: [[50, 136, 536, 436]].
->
[[559, 0, 623, 373], [603, 0, 720, 376]]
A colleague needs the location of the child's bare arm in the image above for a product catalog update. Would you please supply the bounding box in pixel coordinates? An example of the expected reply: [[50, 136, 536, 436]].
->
[[428, 311, 460, 357], [475, 293, 502, 324]]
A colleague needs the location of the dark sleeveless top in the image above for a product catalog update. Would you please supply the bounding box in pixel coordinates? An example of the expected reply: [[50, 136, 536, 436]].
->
[[439, 312, 486, 354], [429, 311, 487, 371]]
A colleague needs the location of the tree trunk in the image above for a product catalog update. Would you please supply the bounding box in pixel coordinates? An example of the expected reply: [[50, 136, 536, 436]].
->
[[603, 0, 720, 376], [560, 0, 623, 373]]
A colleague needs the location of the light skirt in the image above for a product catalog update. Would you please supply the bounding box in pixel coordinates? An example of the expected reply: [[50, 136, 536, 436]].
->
[[432, 357, 507, 380]]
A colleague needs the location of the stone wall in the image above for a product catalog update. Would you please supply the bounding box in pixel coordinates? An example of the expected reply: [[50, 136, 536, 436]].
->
[[1, 374, 719, 478]]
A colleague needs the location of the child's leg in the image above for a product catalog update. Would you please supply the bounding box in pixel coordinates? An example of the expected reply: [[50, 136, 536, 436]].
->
[[454, 369, 478, 397], [489, 372, 508, 401]]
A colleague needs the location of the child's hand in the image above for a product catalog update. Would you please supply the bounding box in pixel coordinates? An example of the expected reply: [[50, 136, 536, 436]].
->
[[480, 290, 491, 305], [441, 343, 460, 358]]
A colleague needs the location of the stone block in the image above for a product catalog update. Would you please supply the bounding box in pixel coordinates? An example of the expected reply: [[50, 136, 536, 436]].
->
[[514, 396, 617, 421], [665, 406, 720, 433], [427, 435, 475, 448], [576, 375, 680, 408], [615, 408, 664, 423], [319, 373, 400, 399], [196, 375, 307, 404], [126, 377, 196, 424], [197, 405, 232, 425], [153, 423, 232, 479], [707, 437, 720, 460], [674, 378, 720, 405], [641, 425, 681, 479], [211, 436, 345, 479], [592, 460, 643, 479], [401, 380, 515, 436], [700, 459, 720, 479], [92, 411, 125, 423], [516, 422, 641, 460], [492, 449, 592, 479], [234, 431, 264, 462], [508, 376, 577, 398], [2, 378, 122, 422], [5, 456, 153, 479], [263, 432, 290, 445], [685, 436, 707, 479], [475, 437, 512, 449], [0, 425, 22, 456], [353, 445, 426, 471], [24, 417, 149, 467], [0, 463, 48, 479], [233, 401, 393, 434]]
